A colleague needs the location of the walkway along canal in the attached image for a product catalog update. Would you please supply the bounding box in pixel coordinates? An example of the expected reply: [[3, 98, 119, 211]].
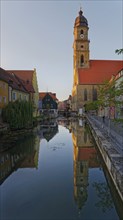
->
[[0, 118, 123, 220], [86, 114, 123, 203]]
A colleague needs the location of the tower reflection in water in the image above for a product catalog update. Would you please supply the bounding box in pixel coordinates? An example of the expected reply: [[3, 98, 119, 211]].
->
[[71, 119, 100, 210]]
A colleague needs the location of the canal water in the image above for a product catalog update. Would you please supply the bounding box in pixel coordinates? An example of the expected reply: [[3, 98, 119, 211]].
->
[[0, 118, 122, 220]]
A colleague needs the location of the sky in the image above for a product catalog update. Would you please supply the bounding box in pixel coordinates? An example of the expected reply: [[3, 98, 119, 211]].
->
[[1, 0, 123, 101]]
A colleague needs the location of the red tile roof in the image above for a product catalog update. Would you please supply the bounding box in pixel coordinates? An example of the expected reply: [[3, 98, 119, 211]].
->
[[78, 147, 99, 168], [7, 70, 35, 93], [0, 68, 28, 93], [39, 92, 58, 101], [78, 60, 123, 84]]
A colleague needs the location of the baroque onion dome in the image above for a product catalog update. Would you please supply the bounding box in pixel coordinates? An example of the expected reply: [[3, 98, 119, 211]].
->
[[74, 9, 88, 27]]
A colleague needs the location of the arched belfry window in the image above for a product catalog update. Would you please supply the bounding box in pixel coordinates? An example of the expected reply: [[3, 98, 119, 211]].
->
[[80, 29, 84, 35], [84, 89, 87, 101], [80, 55, 84, 66], [93, 88, 97, 101]]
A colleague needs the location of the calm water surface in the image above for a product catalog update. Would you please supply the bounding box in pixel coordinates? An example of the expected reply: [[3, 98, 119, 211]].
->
[[0, 119, 122, 220]]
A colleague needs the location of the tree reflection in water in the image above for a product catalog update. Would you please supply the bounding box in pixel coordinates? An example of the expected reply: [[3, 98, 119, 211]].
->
[[93, 182, 113, 212]]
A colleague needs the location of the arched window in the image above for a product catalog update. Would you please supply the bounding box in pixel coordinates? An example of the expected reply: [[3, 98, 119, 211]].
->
[[80, 55, 84, 66], [93, 88, 97, 101], [84, 88, 87, 101], [80, 29, 84, 35]]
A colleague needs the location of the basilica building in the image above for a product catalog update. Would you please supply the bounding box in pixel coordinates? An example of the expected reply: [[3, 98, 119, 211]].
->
[[72, 9, 123, 112]]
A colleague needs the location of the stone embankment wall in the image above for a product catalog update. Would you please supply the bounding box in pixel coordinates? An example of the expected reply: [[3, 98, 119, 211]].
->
[[87, 116, 123, 203]]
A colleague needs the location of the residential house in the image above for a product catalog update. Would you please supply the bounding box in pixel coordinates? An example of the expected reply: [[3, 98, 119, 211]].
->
[[39, 92, 58, 117], [0, 68, 9, 115], [0, 67, 29, 115], [58, 95, 72, 116], [58, 100, 67, 112], [7, 68, 39, 116], [8, 73, 30, 102]]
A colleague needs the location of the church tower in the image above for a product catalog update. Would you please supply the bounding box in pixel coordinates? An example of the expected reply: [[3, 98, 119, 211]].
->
[[72, 8, 122, 113], [73, 8, 90, 86]]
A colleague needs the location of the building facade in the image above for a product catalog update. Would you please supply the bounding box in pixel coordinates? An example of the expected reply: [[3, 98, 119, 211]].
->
[[39, 92, 58, 117], [72, 9, 123, 112], [0, 79, 8, 115], [7, 69, 39, 116], [115, 69, 123, 118], [0, 68, 29, 115]]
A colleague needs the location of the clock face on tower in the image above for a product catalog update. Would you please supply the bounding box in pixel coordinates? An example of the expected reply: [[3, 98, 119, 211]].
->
[[80, 34, 84, 38]]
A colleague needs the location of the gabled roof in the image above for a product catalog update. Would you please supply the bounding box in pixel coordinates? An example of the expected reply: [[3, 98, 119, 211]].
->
[[0, 67, 28, 93], [39, 92, 58, 101], [78, 60, 123, 84], [39, 92, 47, 99], [0, 67, 11, 83], [7, 70, 33, 81], [7, 70, 35, 93]]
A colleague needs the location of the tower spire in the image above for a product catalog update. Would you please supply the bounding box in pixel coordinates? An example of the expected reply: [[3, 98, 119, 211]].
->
[[79, 2, 83, 16]]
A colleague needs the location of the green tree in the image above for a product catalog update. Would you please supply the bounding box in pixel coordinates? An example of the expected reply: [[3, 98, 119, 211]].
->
[[93, 182, 113, 212], [85, 101, 98, 112], [98, 78, 117, 108], [2, 100, 33, 130], [115, 48, 123, 55]]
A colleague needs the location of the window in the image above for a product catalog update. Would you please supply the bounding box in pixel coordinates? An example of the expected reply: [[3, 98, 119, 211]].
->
[[19, 94, 22, 100], [0, 96, 2, 103], [3, 96, 6, 103], [81, 45, 84, 49], [93, 88, 97, 101], [80, 55, 84, 66], [12, 92, 16, 101], [84, 89, 87, 101], [80, 29, 84, 35]]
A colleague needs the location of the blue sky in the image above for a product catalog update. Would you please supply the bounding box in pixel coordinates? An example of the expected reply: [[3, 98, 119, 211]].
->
[[1, 0, 123, 101]]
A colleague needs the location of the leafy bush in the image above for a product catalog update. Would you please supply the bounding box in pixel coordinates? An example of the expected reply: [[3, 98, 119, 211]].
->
[[2, 100, 33, 130]]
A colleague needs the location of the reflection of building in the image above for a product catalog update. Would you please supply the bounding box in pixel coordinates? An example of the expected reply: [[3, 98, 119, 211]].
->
[[0, 152, 12, 184], [0, 134, 40, 185], [20, 136, 40, 169], [71, 120, 100, 210], [39, 119, 58, 142]]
